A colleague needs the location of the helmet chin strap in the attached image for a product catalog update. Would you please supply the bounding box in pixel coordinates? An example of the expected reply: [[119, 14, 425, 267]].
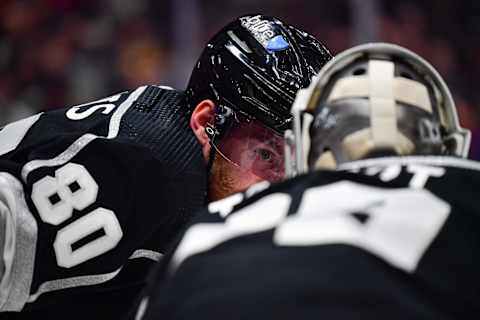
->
[[205, 122, 242, 175], [204, 105, 230, 174], [205, 125, 219, 173], [204, 104, 243, 173]]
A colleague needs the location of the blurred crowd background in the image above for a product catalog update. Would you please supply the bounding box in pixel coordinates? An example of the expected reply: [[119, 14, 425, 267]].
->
[[1, 0, 479, 157]]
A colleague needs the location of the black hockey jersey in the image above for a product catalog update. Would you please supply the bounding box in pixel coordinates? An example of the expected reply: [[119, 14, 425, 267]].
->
[[0, 85, 207, 319], [139, 156, 480, 320]]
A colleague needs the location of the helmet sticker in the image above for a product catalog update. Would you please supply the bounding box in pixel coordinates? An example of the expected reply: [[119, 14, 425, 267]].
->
[[240, 15, 284, 50], [266, 35, 290, 52]]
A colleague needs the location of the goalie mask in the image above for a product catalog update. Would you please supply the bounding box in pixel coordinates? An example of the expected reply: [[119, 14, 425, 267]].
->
[[285, 43, 471, 176]]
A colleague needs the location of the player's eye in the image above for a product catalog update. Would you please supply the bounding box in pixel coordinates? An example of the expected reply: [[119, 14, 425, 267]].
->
[[256, 148, 273, 162]]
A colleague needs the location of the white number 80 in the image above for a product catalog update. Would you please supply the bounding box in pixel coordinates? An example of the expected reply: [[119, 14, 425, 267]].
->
[[32, 163, 123, 268]]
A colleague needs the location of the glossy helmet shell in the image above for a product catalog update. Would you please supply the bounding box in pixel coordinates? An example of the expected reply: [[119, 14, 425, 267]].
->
[[185, 14, 332, 133]]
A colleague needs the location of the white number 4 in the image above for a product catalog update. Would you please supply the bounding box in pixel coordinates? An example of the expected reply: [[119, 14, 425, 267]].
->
[[32, 163, 123, 268], [173, 181, 450, 273], [274, 181, 451, 272]]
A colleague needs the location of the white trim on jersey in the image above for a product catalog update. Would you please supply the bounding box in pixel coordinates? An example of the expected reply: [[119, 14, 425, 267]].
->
[[0, 113, 42, 157], [129, 249, 163, 262], [0, 173, 37, 311], [27, 267, 123, 303], [26, 249, 162, 303], [21, 86, 147, 182], [107, 86, 147, 139], [21, 134, 97, 182]]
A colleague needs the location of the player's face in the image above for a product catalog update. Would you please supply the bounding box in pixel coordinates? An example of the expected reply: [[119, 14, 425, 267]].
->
[[208, 119, 287, 201]]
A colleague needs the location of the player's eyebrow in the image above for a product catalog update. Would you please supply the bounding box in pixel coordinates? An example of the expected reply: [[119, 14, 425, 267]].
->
[[251, 135, 283, 153]]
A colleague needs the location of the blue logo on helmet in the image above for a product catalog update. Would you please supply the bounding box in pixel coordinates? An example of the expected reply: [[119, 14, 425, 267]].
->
[[266, 35, 290, 52]]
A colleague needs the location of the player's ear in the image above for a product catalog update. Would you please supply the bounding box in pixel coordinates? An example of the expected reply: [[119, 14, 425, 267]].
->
[[190, 99, 215, 161]]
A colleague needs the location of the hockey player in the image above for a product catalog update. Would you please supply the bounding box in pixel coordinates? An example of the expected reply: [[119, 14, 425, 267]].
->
[[0, 15, 332, 319], [139, 43, 480, 320]]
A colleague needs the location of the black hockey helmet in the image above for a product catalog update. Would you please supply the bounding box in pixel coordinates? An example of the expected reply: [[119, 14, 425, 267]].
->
[[285, 43, 471, 176], [185, 14, 332, 134], [185, 14, 332, 182]]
